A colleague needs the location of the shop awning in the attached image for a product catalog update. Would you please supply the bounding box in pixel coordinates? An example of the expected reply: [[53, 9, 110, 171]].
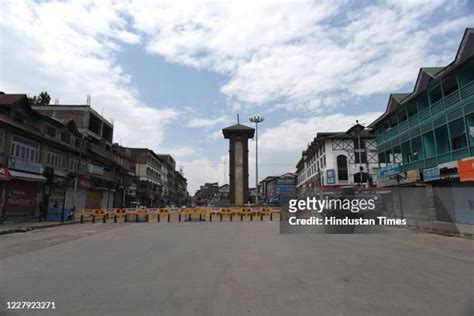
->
[[9, 170, 47, 182]]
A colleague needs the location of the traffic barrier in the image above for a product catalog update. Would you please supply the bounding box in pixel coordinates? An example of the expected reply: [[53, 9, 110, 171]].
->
[[77, 207, 281, 224]]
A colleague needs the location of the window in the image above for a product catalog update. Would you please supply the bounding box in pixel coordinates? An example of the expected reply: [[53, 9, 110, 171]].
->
[[449, 118, 467, 150], [337, 155, 348, 181], [435, 125, 450, 154], [61, 132, 71, 144], [353, 139, 366, 150], [429, 85, 443, 104], [442, 75, 458, 96], [10, 135, 40, 162], [0, 129, 5, 152], [47, 150, 67, 169], [354, 152, 367, 164], [45, 124, 57, 138]]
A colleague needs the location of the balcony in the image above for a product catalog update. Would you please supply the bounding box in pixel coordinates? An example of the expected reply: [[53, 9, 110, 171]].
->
[[377, 79, 474, 147], [88, 163, 104, 176], [88, 142, 113, 161], [103, 170, 115, 181]]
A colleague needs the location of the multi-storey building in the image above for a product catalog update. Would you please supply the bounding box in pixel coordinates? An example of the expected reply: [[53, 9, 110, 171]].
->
[[129, 148, 164, 207], [259, 173, 297, 206], [0, 93, 88, 220], [112, 145, 136, 208], [175, 170, 188, 207], [193, 182, 219, 206], [369, 28, 474, 230], [296, 124, 381, 197], [33, 103, 117, 210], [158, 154, 176, 206]]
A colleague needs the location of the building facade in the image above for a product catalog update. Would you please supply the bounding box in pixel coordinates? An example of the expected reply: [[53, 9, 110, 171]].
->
[[369, 28, 474, 231], [296, 124, 381, 197]]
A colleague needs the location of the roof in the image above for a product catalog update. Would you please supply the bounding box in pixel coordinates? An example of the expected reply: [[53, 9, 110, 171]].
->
[[369, 28, 474, 128], [0, 93, 27, 105], [420, 67, 444, 77], [222, 123, 255, 138], [222, 123, 255, 131], [391, 93, 411, 103]]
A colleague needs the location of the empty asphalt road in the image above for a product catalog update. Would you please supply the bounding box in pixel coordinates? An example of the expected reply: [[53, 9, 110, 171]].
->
[[0, 222, 473, 316]]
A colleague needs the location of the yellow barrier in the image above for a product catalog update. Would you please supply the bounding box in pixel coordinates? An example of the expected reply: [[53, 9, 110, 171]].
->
[[77, 207, 282, 223]]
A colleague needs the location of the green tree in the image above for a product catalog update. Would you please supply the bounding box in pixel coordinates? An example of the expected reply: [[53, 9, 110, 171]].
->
[[28, 91, 51, 106]]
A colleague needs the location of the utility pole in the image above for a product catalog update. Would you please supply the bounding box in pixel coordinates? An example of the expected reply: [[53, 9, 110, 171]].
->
[[249, 116, 264, 206]]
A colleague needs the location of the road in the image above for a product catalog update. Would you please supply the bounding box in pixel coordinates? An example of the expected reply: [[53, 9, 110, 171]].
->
[[0, 222, 473, 316]]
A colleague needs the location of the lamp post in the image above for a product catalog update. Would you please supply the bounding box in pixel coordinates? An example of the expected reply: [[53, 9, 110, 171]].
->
[[249, 116, 264, 206]]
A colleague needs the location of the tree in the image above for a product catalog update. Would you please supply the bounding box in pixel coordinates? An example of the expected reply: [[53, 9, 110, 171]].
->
[[28, 91, 51, 106]]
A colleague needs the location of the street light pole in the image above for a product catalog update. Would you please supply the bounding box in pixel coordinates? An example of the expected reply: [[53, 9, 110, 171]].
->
[[250, 116, 264, 206]]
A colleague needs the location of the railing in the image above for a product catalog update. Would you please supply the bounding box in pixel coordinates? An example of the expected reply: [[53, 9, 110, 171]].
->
[[460, 81, 474, 99], [408, 115, 419, 127], [398, 120, 409, 132], [452, 148, 470, 161], [431, 99, 444, 114], [378, 80, 474, 148], [438, 152, 451, 164], [443, 90, 460, 108]]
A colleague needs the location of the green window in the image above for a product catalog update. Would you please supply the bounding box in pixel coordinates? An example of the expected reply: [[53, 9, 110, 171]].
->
[[435, 125, 450, 154], [449, 118, 467, 150], [422, 131, 436, 158]]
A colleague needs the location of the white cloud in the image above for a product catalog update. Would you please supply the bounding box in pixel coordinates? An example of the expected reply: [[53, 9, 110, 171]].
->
[[186, 115, 229, 128], [177, 156, 228, 194], [0, 0, 176, 152], [124, 0, 472, 111]]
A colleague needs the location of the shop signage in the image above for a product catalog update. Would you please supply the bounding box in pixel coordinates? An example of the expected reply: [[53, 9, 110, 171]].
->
[[8, 157, 43, 174], [47, 185, 66, 221], [78, 178, 91, 189], [378, 164, 400, 177], [458, 158, 474, 182], [326, 169, 336, 184], [4, 181, 37, 217], [422, 167, 440, 182], [0, 168, 11, 181]]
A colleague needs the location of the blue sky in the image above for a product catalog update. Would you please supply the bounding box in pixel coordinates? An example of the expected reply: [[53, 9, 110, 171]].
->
[[1, 0, 473, 193]]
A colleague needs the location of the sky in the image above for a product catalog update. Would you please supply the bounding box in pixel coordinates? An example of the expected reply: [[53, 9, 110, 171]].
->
[[0, 0, 473, 194]]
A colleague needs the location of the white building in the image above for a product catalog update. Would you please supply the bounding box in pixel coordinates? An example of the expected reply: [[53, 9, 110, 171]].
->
[[296, 124, 383, 196]]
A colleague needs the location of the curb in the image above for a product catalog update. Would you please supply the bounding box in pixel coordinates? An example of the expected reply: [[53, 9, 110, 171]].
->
[[407, 224, 474, 240], [0, 221, 79, 236]]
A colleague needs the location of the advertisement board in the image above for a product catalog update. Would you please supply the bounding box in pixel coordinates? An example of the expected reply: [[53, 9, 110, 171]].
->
[[326, 169, 336, 184], [47, 185, 66, 221], [4, 181, 37, 217], [458, 158, 474, 182]]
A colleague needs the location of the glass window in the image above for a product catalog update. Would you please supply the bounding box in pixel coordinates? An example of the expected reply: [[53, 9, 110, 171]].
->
[[337, 155, 348, 181]]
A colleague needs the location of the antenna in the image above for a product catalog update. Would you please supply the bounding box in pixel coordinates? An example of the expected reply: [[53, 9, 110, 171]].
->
[[54, 98, 59, 105], [86, 94, 91, 105], [237, 113, 240, 124]]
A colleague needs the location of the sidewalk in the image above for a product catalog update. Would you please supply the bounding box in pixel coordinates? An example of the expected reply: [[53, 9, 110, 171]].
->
[[0, 220, 78, 235]]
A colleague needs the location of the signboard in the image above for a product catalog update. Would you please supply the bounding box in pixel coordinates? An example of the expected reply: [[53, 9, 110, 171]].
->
[[8, 157, 43, 174], [378, 164, 401, 177], [46, 185, 66, 221], [326, 169, 336, 184], [458, 158, 474, 182], [4, 181, 37, 217], [422, 167, 440, 182]]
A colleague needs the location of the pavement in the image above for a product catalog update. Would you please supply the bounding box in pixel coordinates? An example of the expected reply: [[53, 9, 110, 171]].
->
[[0, 221, 78, 235], [0, 222, 473, 316]]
